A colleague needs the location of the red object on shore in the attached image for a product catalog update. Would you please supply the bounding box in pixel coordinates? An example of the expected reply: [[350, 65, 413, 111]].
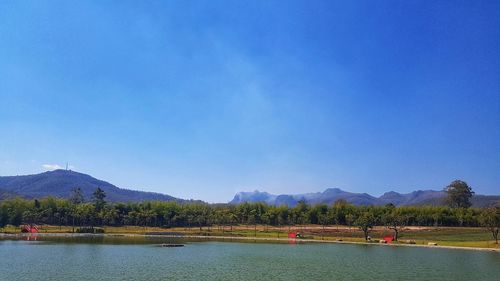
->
[[288, 232, 297, 238], [383, 235, 394, 243], [21, 225, 39, 233]]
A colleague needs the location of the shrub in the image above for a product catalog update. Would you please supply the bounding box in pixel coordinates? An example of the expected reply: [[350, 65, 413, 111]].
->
[[76, 227, 105, 234]]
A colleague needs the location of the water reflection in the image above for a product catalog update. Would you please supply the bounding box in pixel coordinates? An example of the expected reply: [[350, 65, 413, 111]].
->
[[0, 236, 499, 281], [25, 234, 38, 241]]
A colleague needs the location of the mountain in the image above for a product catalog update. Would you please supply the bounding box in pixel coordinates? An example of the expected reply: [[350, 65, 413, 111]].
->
[[230, 188, 378, 206], [378, 190, 446, 206], [0, 170, 188, 202], [230, 191, 277, 205], [471, 195, 500, 208], [230, 188, 499, 207], [0, 189, 21, 200], [314, 188, 378, 206]]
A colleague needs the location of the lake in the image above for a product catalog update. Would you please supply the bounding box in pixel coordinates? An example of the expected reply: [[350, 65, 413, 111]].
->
[[0, 236, 499, 281]]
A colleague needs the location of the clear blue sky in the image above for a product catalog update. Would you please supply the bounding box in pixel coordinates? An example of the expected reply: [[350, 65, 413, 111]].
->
[[1, 1, 499, 202]]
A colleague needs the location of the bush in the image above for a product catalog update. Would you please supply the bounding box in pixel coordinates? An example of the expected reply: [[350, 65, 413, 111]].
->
[[76, 227, 105, 234]]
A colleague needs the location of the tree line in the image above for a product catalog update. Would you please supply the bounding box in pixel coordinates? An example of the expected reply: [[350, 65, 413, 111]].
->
[[0, 181, 499, 243]]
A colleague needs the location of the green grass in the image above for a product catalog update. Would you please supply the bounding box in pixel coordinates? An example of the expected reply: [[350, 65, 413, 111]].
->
[[2, 224, 498, 249], [400, 228, 489, 241]]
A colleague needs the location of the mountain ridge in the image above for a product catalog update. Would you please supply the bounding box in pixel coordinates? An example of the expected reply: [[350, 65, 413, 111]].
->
[[2, 170, 499, 207], [230, 188, 500, 208], [0, 170, 192, 203]]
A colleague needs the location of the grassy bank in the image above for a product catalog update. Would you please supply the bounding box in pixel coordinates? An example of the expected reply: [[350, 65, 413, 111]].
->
[[1, 224, 499, 249]]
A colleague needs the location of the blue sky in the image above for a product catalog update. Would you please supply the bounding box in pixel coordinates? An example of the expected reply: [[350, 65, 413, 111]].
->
[[1, 1, 499, 202]]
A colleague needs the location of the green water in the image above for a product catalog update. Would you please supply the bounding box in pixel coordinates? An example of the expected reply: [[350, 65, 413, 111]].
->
[[0, 236, 499, 281]]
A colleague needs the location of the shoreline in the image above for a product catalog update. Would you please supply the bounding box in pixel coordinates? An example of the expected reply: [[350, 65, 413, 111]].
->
[[1, 232, 498, 253]]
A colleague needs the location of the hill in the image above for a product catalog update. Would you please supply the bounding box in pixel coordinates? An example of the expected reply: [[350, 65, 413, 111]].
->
[[0, 170, 187, 202], [230, 188, 378, 206], [0, 189, 21, 200], [230, 188, 500, 207]]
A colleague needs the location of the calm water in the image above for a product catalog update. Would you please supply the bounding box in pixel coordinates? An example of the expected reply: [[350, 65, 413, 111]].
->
[[0, 236, 499, 281]]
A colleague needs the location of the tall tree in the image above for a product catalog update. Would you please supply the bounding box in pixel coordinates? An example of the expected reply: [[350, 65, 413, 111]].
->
[[355, 212, 375, 241], [383, 211, 407, 241], [69, 188, 84, 232], [479, 207, 500, 244], [69, 188, 84, 205], [444, 180, 474, 208], [92, 188, 106, 212], [0, 207, 6, 228]]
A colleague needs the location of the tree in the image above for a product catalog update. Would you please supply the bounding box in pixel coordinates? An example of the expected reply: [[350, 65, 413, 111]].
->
[[383, 211, 407, 241], [74, 203, 95, 227], [69, 188, 85, 205], [345, 213, 355, 230], [355, 212, 375, 241], [2, 198, 30, 226], [318, 213, 330, 240], [138, 208, 155, 228], [248, 209, 258, 237], [479, 207, 500, 244], [69, 188, 85, 232], [276, 206, 288, 237], [444, 180, 474, 208], [261, 213, 270, 232], [228, 212, 238, 232], [163, 202, 181, 228], [92, 188, 106, 212], [0, 208, 6, 228], [100, 208, 119, 226]]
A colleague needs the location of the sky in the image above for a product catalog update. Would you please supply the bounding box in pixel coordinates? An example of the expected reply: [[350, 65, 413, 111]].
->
[[1, 1, 499, 202]]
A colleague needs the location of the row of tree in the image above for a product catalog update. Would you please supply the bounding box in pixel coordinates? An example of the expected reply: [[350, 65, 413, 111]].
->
[[0, 185, 498, 243]]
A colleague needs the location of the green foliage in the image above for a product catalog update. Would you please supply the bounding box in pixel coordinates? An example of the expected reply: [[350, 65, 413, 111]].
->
[[69, 188, 84, 205], [0, 205, 6, 228], [479, 207, 500, 243], [383, 210, 408, 241], [76, 227, 104, 234], [0, 196, 493, 236], [444, 180, 474, 208], [92, 188, 106, 212], [355, 211, 376, 241]]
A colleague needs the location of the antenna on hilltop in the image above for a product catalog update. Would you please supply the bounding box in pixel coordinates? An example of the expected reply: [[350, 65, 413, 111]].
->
[[66, 162, 69, 171]]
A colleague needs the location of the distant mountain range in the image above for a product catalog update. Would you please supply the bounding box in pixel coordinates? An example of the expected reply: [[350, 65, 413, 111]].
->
[[230, 188, 500, 208], [2, 170, 499, 207], [0, 170, 190, 203]]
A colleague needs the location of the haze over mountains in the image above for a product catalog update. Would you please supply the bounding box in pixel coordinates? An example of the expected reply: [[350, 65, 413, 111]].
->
[[230, 188, 500, 208], [0, 170, 498, 207]]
